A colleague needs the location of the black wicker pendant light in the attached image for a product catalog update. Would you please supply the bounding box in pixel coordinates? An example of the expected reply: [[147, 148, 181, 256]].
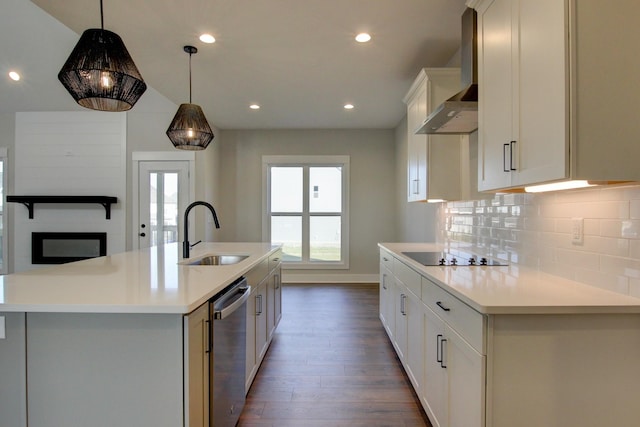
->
[[166, 46, 214, 150], [58, 0, 147, 111]]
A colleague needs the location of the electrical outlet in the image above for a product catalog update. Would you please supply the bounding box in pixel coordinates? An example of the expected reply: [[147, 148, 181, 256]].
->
[[572, 218, 584, 245]]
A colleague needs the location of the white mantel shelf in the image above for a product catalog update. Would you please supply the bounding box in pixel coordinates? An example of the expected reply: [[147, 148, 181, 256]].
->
[[379, 242, 640, 314], [0, 242, 280, 314]]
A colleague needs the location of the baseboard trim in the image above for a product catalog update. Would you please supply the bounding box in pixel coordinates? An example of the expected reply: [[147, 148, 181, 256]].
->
[[282, 273, 379, 284]]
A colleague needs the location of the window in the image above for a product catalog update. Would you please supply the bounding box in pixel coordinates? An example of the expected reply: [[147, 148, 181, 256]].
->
[[263, 156, 349, 269]]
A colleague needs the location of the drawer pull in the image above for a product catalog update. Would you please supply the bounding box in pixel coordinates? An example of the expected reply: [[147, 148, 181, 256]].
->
[[436, 301, 451, 312], [383, 257, 389, 262]]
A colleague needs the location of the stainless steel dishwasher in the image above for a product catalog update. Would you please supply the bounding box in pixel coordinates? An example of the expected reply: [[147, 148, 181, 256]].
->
[[210, 277, 250, 427]]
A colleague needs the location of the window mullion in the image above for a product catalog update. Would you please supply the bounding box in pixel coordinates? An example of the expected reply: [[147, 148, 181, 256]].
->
[[302, 166, 310, 263]]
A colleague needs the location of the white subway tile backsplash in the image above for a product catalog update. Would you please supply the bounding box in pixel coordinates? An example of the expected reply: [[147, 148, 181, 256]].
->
[[439, 184, 640, 298]]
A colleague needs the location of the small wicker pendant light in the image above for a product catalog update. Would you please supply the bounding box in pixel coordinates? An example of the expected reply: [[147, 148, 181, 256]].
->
[[166, 46, 214, 150], [57, 0, 146, 111]]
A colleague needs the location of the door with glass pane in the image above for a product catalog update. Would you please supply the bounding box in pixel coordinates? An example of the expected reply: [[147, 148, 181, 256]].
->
[[138, 161, 190, 249], [268, 163, 345, 266]]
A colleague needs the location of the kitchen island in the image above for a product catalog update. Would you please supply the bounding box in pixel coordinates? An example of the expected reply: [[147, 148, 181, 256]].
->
[[379, 243, 640, 427], [0, 242, 282, 427]]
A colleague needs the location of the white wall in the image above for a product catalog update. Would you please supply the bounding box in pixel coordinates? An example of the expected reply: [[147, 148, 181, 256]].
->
[[218, 129, 396, 282], [14, 112, 127, 272]]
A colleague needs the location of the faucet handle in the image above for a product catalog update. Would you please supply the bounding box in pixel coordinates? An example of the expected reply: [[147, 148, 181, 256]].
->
[[190, 240, 202, 249]]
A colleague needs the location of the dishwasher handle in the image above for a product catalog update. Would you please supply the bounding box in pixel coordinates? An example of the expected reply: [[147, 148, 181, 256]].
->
[[213, 281, 251, 320]]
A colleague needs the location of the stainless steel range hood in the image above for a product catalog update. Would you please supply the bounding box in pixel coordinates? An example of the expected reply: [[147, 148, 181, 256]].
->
[[416, 8, 478, 135]]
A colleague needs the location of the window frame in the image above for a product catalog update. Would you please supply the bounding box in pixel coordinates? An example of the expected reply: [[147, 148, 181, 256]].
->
[[0, 147, 7, 274], [262, 155, 350, 270]]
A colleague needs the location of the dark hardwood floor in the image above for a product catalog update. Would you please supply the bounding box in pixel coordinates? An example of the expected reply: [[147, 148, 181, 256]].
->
[[238, 284, 432, 427]]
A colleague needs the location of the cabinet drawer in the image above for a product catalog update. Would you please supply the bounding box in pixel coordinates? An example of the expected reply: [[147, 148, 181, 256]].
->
[[394, 259, 421, 298], [422, 277, 484, 354], [268, 250, 282, 272], [245, 258, 268, 288], [380, 249, 394, 273]]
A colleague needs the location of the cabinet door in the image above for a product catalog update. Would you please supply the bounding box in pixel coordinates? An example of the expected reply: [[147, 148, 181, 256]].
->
[[445, 325, 485, 427], [255, 281, 269, 361], [423, 306, 447, 427], [379, 266, 396, 338], [184, 303, 210, 427], [407, 82, 428, 201], [405, 291, 425, 396], [512, 0, 567, 187], [267, 272, 276, 340], [478, 0, 514, 191], [245, 286, 257, 392], [266, 267, 282, 340], [273, 267, 282, 328], [394, 284, 409, 362]]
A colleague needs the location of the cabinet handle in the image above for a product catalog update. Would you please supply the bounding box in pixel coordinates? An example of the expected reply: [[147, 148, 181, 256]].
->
[[413, 179, 419, 195], [440, 338, 448, 369], [400, 293, 406, 315], [436, 334, 443, 363], [205, 319, 212, 353], [382, 274, 387, 290], [256, 294, 262, 315], [275, 274, 280, 289], [383, 257, 389, 262], [436, 301, 451, 312], [503, 143, 510, 172], [510, 140, 517, 171]]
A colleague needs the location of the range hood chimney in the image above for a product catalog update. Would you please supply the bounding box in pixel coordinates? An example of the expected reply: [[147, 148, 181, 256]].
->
[[416, 8, 478, 135]]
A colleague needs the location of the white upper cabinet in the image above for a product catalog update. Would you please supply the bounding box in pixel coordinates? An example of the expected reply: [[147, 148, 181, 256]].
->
[[404, 69, 467, 202], [476, 0, 640, 191]]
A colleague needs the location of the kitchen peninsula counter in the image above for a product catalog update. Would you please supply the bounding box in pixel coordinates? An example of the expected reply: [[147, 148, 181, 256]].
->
[[379, 242, 640, 314], [0, 242, 280, 314]]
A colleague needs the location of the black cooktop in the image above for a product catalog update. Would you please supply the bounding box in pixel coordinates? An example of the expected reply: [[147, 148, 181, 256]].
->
[[402, 251, 508, 266]]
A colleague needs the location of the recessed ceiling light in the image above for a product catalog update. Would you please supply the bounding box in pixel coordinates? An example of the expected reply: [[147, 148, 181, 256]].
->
[[355, 33, 371, 43], [199, 34, 216, 44], [249, 104, 260, 110], [8, 71, 20, 81], [344, 104, 355, 110]]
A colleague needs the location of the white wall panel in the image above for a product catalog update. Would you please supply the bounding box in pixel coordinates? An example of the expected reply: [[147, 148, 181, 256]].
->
[[13, 112, 126, 272]]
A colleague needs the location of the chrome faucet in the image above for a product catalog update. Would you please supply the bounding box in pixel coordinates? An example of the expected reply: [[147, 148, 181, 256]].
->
[[183, 201, 220, 258]]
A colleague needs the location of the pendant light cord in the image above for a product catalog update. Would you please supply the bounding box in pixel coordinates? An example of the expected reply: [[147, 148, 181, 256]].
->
[[100, 0, 104, 30], [189, 52, 193, 104]]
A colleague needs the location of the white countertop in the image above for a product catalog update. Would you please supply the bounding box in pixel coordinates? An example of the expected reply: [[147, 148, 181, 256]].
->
[[0, 242, 280, 314], [379, 243, 640, 314]]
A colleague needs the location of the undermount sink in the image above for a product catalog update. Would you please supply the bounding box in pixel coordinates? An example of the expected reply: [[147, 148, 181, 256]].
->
[[186, 254, 249, 266]]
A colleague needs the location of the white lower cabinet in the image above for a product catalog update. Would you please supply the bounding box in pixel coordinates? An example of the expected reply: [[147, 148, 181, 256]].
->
[[380, 248, 640, 427], [184, 302, 210, 427], [446, 324, 484, 427], [245, 249, 282, 392], [423, 305, 447, 427], [381, 250, 486, 427], [423, 300, 485, 427]]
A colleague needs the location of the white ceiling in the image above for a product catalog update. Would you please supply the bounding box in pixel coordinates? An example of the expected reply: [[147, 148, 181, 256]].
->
[[3, 0, 468, 129]]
